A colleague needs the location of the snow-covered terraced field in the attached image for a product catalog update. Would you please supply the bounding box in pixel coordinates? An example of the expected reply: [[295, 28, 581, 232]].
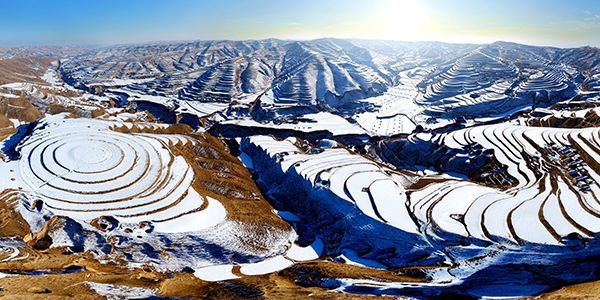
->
[[60, 39, 408, 109], [0, 239, 29, 263], [423, 80, 515, 118], [353, 75, 421, 135], [243, 135, 418, 234], [221, 111, 368, 136], [176, 100, 229, 117], [9, 116, 226, 232], [420, 50, 516, 103], [239, 124, 600, 296], [1, 39, 600, 298], [516, 68, 575, 98], [372, 123, 600, 246], [0, 114, 298, 276], [240, 135, 447, 270], [408, 125, 600, 244], [55, 39, 598, 136], [243, 127, 600, 247]]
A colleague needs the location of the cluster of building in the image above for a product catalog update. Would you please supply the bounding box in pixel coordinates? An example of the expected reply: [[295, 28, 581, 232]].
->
[[548, 144, 595, 192]]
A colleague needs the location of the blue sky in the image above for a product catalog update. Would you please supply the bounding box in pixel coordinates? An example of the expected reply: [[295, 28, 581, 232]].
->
[[1, 0, 598, 47]]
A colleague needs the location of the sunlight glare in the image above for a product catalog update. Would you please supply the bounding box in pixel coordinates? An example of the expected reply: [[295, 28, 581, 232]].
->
[[372, 0, 427, 40]]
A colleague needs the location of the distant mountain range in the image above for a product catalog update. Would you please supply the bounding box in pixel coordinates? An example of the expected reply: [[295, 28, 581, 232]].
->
[[58, 39, 599, 108]]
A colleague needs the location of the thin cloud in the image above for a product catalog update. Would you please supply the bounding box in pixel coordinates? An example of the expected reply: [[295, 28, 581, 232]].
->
[[584, 10, 600, 24]]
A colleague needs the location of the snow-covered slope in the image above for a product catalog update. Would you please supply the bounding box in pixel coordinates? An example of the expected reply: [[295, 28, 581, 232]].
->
[[0, 114, 295, 273], [1, 40, 600, 299], [58, 39, 469, 116], [58, 40, 597, 137]]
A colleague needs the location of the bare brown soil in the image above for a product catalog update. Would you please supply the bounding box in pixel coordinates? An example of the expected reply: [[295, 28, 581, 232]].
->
[[0, 97, 43, 123], [536, 279, 600, 299], [0, 127, 16, 142], [47, 103, 107, 119], [36, 85, 82, 98], [0, 259, 402, 299], [0, 113, 16, 141], [111, 123, 192, 135], [0, 56, 54, 85], [284, 261, 426, 283], [0, 190, 31, 238], [182, 132, 292, 232], [0, 113, 11, 128], [527, 109, 600, 128], [111, 124, 293, 237]]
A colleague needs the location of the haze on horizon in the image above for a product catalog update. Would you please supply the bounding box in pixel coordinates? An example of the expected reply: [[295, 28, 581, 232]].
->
[[0, 0, 598, 48]]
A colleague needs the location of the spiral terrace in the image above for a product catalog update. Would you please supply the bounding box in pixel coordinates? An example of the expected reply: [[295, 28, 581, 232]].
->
[[17, 116, 226, 233]]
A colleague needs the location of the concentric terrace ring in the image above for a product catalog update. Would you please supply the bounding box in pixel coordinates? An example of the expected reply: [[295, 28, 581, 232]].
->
[[15, 118, 227, 233]]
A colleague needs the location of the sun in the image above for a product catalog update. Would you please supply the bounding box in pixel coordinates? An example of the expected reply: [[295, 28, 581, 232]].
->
[[372, 0, 427, 41]]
